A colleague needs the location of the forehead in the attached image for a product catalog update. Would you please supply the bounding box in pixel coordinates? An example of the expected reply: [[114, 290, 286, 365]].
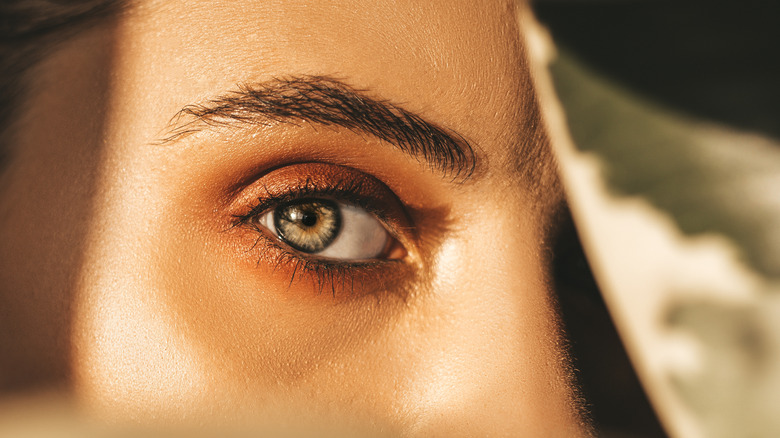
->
[[110, 0, 529, 151]]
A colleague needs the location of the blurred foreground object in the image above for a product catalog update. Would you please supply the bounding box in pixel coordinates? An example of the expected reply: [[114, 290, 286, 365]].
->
[[523, 6, 780, 438]]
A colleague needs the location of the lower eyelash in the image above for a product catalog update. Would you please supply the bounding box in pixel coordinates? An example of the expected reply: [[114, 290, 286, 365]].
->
[[244, 224, 402, 297]]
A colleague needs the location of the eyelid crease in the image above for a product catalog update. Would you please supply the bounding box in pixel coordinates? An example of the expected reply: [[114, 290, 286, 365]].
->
[[156, 75, 478, 181]]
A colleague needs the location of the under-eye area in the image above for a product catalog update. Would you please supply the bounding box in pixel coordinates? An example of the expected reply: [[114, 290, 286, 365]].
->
[[225, 162, 419, 297]]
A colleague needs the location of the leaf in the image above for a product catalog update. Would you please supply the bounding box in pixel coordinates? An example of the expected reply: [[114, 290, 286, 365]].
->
[[525, 15, 780, 438]]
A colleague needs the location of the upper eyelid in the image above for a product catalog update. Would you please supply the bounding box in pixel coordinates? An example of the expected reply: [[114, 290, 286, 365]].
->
[[235, 190, 394, 232]]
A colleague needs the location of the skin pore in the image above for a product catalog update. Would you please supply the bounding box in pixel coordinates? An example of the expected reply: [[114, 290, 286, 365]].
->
[[0, 0, 590, 435]]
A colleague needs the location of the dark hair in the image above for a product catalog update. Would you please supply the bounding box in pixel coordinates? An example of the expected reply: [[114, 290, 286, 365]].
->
[[0, 1, 121, 165]]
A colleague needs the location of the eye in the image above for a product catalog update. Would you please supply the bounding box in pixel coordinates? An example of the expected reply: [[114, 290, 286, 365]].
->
[[255, 198, 398, 261], [226, 162, 418, 295]]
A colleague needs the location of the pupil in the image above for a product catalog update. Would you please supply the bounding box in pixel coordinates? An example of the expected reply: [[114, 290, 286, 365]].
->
[[300, 212, 318, 227], [274, 199, 341, 254]]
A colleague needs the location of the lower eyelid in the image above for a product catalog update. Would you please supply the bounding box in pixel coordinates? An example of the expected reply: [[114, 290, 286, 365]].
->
[[232, 228, 414, 298]]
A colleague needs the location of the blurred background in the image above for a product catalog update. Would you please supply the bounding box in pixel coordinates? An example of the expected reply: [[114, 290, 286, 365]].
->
[[533, 1, 780, 138], [535, 2, 780, 437]]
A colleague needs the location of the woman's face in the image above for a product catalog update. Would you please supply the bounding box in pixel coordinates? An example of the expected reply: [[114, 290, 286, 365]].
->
[[0, 0, 587, 435]]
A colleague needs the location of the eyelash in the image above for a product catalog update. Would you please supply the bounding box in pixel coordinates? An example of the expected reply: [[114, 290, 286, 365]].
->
[[230, 177, 405, 296], [235, 176, 386, 226]]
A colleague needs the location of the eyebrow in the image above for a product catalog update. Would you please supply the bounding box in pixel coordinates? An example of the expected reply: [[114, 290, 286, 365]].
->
[[159, 76, 476, 180]]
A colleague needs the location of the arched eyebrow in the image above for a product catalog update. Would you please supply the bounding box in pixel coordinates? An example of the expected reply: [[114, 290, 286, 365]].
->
[[158, 76, 477, 180]]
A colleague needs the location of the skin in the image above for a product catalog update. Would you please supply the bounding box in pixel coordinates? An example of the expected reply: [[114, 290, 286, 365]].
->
[[0, 0, 589, 435]]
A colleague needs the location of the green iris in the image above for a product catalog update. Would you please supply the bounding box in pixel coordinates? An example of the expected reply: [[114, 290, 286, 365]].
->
[[274, 199, 342, 253]]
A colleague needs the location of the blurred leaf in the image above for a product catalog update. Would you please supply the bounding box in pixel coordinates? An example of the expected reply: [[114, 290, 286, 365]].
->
[[535, 41, 780, 437]]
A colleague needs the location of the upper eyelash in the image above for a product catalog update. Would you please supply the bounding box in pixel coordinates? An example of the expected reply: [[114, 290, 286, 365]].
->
[[232, 176, 389, 229]]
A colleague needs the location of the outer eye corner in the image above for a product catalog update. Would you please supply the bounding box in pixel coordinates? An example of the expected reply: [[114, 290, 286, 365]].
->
[[384, 238, 408, 261]]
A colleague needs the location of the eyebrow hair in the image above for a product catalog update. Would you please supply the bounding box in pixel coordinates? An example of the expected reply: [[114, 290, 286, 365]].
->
[[159, 76, 476, 180]]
